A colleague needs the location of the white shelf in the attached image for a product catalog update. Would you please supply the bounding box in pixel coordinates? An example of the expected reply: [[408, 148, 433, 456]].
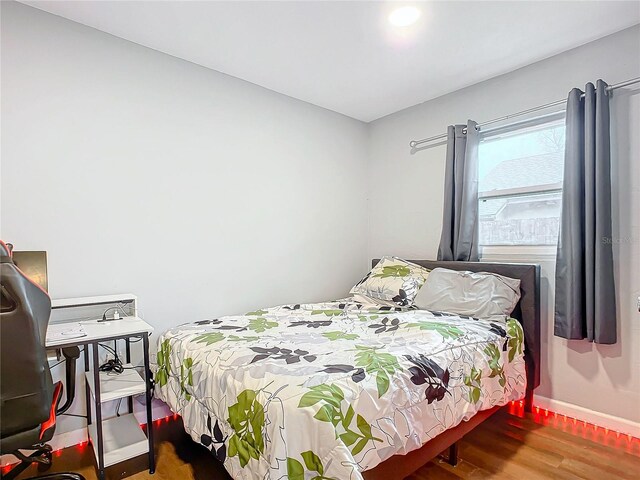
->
[[52, 294, 137, 309], [85, 365, 146, 403], [88, 414, 148, 468]]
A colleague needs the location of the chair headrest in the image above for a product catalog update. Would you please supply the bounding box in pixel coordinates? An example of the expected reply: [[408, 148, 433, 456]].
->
[[0, 240, 12, 258]]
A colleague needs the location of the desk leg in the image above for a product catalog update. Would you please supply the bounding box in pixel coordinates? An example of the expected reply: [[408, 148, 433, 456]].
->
[[84, 345, 91, 425], [125, 339, 133, 414], [142, 333, 155, 474], [92, 343, 105, 480]]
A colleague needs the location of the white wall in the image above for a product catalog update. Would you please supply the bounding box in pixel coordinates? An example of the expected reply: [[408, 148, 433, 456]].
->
[[0, 1, 369, 444], [368, 26, 640, 431], [1, 1, 369, 331]]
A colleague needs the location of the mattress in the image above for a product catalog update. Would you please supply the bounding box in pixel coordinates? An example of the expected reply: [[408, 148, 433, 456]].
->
[[154, 299, 526, 479]]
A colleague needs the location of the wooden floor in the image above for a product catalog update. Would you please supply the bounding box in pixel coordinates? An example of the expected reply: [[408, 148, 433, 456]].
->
[[9, 407, 640, 480]]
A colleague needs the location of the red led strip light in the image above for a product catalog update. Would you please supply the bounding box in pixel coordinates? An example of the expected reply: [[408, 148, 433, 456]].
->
[[507, 400, 639, 454]]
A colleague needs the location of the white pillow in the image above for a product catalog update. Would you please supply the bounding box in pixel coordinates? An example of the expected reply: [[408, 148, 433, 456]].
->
[[413, 267, 521, 318]]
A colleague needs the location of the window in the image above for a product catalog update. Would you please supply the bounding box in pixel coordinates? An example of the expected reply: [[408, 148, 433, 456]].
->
[[478, 118, 565, 247]]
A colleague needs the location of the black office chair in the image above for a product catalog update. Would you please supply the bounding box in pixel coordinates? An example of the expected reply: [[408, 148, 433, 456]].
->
[[0, 241, 85, 480]]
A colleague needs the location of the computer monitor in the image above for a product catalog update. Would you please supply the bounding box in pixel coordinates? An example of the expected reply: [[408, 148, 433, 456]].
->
[[12, 251, 48, 292]]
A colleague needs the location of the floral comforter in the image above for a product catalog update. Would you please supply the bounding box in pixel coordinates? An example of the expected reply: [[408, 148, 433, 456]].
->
[[154, 299, 526, 479]]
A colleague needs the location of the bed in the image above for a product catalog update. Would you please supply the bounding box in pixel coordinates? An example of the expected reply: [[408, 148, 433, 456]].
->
[[154, 260, 540, 480]]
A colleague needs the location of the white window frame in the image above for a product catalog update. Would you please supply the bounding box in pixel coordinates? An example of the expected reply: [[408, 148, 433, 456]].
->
[[480, 244, 558, 262], [478, 183, 562, 201]]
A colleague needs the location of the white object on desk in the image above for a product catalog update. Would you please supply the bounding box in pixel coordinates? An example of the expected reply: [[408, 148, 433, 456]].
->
[[46, 322, 87, 342], [45, 316, 153, 348]]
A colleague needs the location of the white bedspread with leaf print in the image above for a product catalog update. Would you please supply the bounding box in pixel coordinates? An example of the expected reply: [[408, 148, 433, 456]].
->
[[154, 300, 526, 480]]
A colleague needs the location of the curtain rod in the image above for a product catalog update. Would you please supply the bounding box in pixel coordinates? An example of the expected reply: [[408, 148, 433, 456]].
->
[[409, 77, 640, 149]]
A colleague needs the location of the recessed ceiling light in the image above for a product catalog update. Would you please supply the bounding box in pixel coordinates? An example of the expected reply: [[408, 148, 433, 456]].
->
[[388, 6, 421, 27]]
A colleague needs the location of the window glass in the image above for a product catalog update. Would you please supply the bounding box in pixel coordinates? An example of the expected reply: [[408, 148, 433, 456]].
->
[[478, 122, 565, 246]]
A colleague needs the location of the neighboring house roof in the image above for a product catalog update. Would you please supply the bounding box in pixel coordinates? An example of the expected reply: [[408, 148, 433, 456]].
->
[[479, 151, 563, 193]]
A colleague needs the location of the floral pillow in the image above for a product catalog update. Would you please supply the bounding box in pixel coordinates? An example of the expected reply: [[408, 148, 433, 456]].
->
[[350, 256, 431, 307]]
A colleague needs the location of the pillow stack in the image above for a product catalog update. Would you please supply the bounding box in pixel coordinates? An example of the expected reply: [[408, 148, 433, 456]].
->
[[350, 257, 522, 319]]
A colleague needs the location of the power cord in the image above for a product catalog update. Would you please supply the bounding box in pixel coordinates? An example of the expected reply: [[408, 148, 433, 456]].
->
[[99, 357, 124, 374], [97, 341, 138, 375], [98, 341, 124, 374], [100, 304, 129, 322]]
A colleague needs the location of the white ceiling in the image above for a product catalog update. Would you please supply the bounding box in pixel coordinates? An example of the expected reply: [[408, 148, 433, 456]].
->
[[19, 1, 640, 122]]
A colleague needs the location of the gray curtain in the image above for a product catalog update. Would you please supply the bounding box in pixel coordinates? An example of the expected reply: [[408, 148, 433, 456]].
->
[[437, 120, 480, 262], [555, 80, 617, 344]]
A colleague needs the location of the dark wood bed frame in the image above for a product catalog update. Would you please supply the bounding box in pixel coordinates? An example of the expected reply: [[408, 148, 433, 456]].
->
[[362, 259, 541, 480]]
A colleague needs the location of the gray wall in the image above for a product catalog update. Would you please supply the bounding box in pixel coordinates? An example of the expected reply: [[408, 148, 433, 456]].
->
[[1, 1, 369, 337], [368, 26, 640, 425], [1, 2, 370, 440]]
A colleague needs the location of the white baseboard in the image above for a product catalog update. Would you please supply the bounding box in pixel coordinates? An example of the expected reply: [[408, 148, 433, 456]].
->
[[0, 399, 173, 468], [533, 394, 640, 437]]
